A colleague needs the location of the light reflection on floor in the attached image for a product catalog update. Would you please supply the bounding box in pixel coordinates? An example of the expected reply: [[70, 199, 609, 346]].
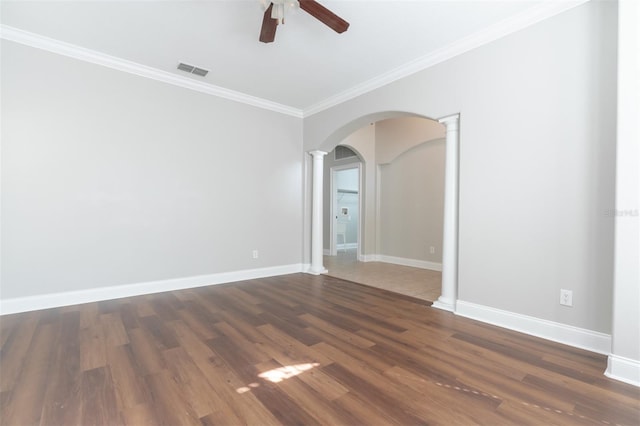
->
[[236, 363, 320, 394]]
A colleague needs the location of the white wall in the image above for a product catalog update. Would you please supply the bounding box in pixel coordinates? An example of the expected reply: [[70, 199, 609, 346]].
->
[[1, 40, 303, 300], [607, 0, 640, 386], [304, 1, 617, 334]]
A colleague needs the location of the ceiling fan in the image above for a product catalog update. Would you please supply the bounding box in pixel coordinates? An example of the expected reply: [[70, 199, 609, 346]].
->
[[259, 0, 350, 43]]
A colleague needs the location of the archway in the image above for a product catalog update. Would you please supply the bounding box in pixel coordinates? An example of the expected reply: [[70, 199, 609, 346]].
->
[[325, 146, 364, 259], [305, 111, 460, 312]]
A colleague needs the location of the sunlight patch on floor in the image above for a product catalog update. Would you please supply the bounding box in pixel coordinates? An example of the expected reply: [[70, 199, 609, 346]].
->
[[236, 363, 320, 393], [258, 362, 320, 383]]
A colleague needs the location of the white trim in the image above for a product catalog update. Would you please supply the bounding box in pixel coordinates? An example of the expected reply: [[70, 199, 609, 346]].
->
[[605, 355, 640, 387], [433, 114, 460, 315], [456, 300, 612, 355], [2, 1, 587, 119], [0, 25, 303, 118], [305, 267, 328, 276], [377, 255, 442, 272], [309, 150, 328, 274], [432, 299, 455, 313], [375, 164, 383, 256], [0, 264, 304, 315], [303, 0, 589, 116], [323, 249, 331, 256], [358, 254, 442, 272]]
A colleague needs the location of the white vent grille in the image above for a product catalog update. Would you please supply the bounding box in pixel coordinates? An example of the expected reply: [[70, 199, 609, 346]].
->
[[177, 62, 209, 77], [335, 145, 357, 160]]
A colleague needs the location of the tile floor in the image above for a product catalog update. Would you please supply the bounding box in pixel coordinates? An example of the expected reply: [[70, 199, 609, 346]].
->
[[323, 249, 442, 302]]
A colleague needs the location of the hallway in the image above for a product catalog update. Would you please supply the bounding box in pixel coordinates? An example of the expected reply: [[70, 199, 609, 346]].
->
[[323, 249, 441, 302]]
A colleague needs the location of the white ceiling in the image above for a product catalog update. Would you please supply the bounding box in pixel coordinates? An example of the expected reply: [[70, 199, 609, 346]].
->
[[1, 1, 584, 114]]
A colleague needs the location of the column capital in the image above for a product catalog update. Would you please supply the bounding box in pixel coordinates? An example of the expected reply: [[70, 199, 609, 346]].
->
[[438, 113, 460, 128], [309, 150, 328, 158]]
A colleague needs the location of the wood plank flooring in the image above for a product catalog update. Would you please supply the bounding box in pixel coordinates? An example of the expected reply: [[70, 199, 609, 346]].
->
[[1, 273, 638, 425]]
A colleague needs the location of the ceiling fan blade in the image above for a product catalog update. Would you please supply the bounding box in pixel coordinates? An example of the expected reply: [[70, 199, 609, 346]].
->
[[259, 3, 278, 43], [299, 0, 349, 34]]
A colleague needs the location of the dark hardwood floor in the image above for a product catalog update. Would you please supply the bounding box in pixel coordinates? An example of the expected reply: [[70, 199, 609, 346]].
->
[[1, 273, 638, 425]]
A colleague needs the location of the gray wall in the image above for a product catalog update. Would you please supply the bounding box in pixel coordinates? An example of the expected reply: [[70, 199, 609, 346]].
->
[[380, 139, 445, 263], [376, 117, 445, 263], [1, 40, 303, 299], [304, 1, 617, 334], [376, 117, 445, 164]]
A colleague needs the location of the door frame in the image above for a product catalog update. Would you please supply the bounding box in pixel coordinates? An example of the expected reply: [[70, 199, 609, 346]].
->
[[329, 163, 363, 257]]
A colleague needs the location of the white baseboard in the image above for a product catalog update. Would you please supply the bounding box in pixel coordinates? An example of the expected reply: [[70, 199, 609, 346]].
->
[[360, 254, 377, 262], [359, 254, 442, 272], [323, 249, 331, 256], [377, 255, 442, 271], [456, 300, 612, 355], [0, 263, 304, 315], [606, 354, 640, 387]]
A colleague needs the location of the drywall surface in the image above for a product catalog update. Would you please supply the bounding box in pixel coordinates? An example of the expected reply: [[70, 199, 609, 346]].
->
[[1, 40, 303, 299], [376, 117, 445, 164], [380, 139, 445, 263], [304, 1, 617, 334]]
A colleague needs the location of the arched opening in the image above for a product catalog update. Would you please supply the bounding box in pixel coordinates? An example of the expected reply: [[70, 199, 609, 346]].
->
[[324, 145, 364, 259], [306, 111, 460, 312]]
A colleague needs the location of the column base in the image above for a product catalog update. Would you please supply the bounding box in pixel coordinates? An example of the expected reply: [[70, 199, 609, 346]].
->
[[306, 267, 328, 276], [431, 296, 456, 312]]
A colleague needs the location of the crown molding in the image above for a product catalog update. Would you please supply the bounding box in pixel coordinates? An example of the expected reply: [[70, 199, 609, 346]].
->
[[1, 0, 588, 119], [303, 0, 590, 117], [0, 25, 304, 118]]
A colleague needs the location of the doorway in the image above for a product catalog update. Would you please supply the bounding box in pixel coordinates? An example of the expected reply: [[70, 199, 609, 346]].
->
[[330, 164, 362, 258]]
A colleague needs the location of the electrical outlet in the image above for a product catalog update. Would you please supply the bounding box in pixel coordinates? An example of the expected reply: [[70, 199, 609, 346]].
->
[[252, 250, 259, 259], [560, 289, 573, 307], [429, 246, 435, 254]]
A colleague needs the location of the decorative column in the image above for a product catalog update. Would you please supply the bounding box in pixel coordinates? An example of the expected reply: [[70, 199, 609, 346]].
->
[[309, 150, 328, 275], [432, 114, 460, 312]]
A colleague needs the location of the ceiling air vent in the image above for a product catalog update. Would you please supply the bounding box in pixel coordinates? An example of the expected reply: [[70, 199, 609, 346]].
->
[[191, 67, 209, 77], [177, 62, 209, 77], [335, 145, 357, 161]]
